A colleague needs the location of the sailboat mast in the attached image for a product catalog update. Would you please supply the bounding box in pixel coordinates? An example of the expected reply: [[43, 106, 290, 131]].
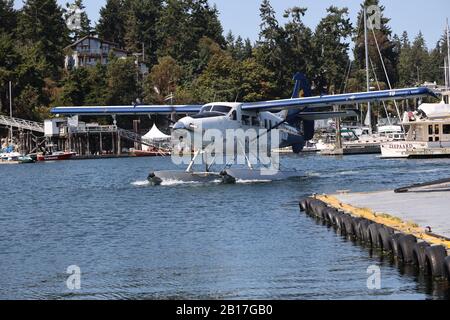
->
[[447, 19, 450, 93], [364, 6, 372, 134], [9, 81, 13, 143]]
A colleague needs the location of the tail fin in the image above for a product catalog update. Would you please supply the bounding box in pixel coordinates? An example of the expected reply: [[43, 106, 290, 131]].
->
[[291, 72, 312, 99], [288, 73, 315, 153]]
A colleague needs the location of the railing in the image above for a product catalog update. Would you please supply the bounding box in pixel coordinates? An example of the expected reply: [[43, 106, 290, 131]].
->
[[66, 125, 167, 149], [69, 125, 118, 134], [0, 115, 44, 133]]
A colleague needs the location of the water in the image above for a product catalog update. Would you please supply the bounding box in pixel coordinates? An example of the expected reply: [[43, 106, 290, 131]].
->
[[1, 154, 450, 300]]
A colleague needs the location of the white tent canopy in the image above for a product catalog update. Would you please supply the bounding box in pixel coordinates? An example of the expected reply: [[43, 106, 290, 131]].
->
[[142, 124, 171, 142]]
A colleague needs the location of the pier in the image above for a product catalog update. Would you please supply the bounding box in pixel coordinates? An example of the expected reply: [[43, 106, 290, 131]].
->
[[300, 179, 450, 280]]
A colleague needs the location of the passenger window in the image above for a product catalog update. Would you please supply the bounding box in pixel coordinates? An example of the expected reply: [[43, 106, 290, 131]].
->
[[435, 125, 440, 135], [428, 125, 433, 135], [444, 125, 450, 135]]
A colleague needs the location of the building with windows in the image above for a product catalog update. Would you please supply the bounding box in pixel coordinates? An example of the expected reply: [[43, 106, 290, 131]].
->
[[64, 36, 128, 69]]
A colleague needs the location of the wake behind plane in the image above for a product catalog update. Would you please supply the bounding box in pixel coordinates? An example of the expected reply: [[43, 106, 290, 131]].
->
[[51, 73, 436, 185]]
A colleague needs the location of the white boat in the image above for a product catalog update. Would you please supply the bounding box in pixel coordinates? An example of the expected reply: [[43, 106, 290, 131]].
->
[[381, 100, 450, 158]]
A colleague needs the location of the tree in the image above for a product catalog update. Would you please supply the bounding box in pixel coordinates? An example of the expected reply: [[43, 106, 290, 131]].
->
[[105, 57, 139, 105], [157, 0, 224, 75], [238, 58, 275, 102], [0, 32, 19, 112], [254, 0, 286, 98], [96, 0, 128, 47], [283, 6, 314, 92], [409, 32, 431, 84], [312, 6, 353, 94], [65, 0, 92, 41], [0, 0, 17, 34], [124, 0, 162, 66], [353, 0, 398, 87], [17, 0, 69, 78], [191, 50, 241, 102], [144, 56, 182, 103], [397, 31, 415, 86], [59, 68, 89, 105]]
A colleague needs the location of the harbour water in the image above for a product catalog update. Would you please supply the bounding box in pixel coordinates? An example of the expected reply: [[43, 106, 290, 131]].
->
[[1, 154, 450, 300]]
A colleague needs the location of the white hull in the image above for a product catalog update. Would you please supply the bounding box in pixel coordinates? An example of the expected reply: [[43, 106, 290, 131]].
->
[[381, 141, 450, 158]]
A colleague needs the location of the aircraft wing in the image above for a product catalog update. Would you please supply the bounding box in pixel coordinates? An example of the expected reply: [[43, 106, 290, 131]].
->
[[50, 105, 203, 116], [296, 110, 358, 121], [241, 87, 437, 112]]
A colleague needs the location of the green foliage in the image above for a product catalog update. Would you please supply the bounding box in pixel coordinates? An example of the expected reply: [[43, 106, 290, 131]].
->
[[1, 0, 449, 122], [124, 0, 162, 65], [65, 0, 92, 41], [105, 57, 140, 105], [96, 0, 128, 47], [0, 0, 17, 34], [144, 56, 182, 104], [312, 6, 353, 94], [17, 0, 69, 79], [353, 0, 399, 86]]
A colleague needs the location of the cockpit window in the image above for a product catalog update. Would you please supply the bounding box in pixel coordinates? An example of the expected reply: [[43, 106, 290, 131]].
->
[[200, 106, 212, 113], [212, 105, 232, 114], [191, 112, 226, 119], [200, 105, 232, 114]]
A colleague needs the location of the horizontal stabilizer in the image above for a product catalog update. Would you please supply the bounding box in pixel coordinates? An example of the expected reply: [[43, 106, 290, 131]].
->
[[296, 110, 357, 121]]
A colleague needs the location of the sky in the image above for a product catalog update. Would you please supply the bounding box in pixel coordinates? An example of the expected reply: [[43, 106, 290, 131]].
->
[[13, 0, 450, 48]]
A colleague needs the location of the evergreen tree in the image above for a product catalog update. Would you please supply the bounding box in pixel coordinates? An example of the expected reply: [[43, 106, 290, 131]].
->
[[427, 29, 450, 85], [243, 39, 253, 60], [96, 0, 128, 47], [65, 0, 92, 41], [59, 68, 90, 105], [410, 32, 430, 84], [124, 0, 162, 66], [397, 31, 415, 86], [17, 0, 69, 78], [105, 57, 139, 105], [0, 0, 17, 34], [254, 0, 287, 98], [353, 0, 398, 87], [283, 6, 314, 92], [312, 6, 353, 94], [188, 0, 225, 47]]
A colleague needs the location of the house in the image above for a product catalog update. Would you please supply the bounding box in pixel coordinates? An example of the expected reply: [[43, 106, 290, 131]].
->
[[64, 36, 128, 69]]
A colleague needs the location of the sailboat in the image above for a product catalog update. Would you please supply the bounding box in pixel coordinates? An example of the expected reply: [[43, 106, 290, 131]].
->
[[320, 6, 406, 155]]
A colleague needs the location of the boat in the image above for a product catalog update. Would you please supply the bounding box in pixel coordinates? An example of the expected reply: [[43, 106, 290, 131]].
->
[[129, 148, 171, 157], [37, 151, 77, 161], [381, 20, 450, 159], [380, 100, 450, 158]]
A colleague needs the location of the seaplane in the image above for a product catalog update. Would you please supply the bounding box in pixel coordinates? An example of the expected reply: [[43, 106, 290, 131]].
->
[[51, 73, 437, 185]]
